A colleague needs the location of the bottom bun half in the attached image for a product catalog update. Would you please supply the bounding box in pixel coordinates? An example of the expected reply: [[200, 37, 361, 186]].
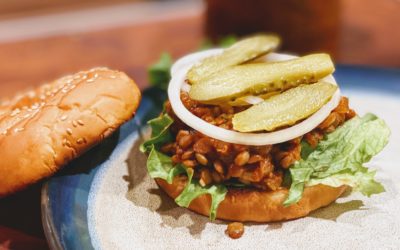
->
[[155, 176, 347, 222]]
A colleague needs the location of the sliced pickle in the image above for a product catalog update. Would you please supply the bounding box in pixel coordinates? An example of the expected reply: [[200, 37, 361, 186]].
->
[[228, 91, 281, 106], [232, 82, 337, 132], [189, 54, 334, 104], [187, 34, 280, 84]]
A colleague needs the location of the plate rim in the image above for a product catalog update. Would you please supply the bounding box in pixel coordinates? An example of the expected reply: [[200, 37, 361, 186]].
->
[[40, 65, 400, 249], [41, 182, 63, 250]]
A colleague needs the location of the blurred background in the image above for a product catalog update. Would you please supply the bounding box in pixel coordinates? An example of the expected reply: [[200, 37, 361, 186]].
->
[[0, 0, 399, 98], [0, 0, 399, 249]]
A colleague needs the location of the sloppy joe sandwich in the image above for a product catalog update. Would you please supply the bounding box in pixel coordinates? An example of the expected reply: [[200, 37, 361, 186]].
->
[[0, 68, 141, 197], [141, 35, 390, 222]]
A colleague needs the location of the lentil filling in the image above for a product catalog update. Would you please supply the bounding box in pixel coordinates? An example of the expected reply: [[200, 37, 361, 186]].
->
[[161, 92, 356, 191]]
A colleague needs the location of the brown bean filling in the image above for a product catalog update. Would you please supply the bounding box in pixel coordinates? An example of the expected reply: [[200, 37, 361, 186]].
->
[[162, 93, 355, 191]]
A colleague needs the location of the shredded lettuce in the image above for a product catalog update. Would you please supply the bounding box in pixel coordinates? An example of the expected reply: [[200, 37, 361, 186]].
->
[[284, 113, 390, 206], [307, 170, 385, 197], [139, 114, 174, 153], [141, 113, 227, 220], [175, 167, 227, 220], [146, 145, 185, 183]]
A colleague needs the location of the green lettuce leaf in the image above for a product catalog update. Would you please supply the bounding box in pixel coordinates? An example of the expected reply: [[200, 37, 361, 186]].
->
[[145, 146, 227, 220], [284, 113, 390, 206], [175, 167, 227, 220], [140, 113, 173, 153], [142, 113, 228, 220], [307, 169, 385, 197], [148, 52, 172, 90], [284, 167, 313, 206], [146, 145, 185, 184], [300, 140, 314, 160]]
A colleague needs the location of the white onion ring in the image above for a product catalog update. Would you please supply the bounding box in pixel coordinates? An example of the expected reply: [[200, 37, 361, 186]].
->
[[242, 95, 264, 105], [181, 81, 191, 93], [168, 50, 341, 145], [170, 49, 223, 77]]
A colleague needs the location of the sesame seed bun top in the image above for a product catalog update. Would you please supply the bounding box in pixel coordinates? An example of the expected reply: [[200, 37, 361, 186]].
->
[[0, 67, 141, 197]]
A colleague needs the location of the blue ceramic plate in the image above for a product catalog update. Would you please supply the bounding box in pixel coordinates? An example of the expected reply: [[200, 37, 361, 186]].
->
[[41, 65, 400, 250]]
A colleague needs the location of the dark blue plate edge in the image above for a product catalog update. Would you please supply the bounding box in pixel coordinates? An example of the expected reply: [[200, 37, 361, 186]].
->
[[40, 65, 399, 250], [41, 182, 63, 250]]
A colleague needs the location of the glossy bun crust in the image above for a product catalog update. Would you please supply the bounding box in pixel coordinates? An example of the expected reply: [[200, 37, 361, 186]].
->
[[0, 68, 141, 197], [156, 176, 347, 222]]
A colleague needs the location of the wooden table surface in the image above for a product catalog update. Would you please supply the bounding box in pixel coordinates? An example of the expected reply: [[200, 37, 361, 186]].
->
[[0, 0, 398, 249]]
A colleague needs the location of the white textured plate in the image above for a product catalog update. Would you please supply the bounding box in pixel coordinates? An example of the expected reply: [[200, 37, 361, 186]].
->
[[87, 89, 400, 249]]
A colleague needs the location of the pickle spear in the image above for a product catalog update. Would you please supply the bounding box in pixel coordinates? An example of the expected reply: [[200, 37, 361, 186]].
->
[[232, 82, 337, 132], [187, 34, 280, 84], [189, 54, 334, 104]]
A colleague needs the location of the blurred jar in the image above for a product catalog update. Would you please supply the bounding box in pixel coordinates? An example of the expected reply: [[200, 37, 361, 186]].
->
[[205, 0, 340, 56]]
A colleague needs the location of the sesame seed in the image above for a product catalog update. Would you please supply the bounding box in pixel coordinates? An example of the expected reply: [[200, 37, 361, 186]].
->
[[61, 88, 69, 93], [76, 138, 85, 144], [14, 127, 24, 133], [10, 108, 20, 117], [66, 128, 72, 135], [72, 120, 78, 127], [77, 120, 84, 126], [60, 115, 68, 121], [73, 75, 81, 80], [94, 73, 98, 78], [109, 75, 117, 79], [86, 78, 95, 83], [23, 114, 30, 118], [31, 103, 39, 109], [64, 140, 72, 147]]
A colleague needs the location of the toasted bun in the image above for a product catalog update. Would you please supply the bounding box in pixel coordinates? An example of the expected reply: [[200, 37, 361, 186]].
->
[[156, 176, 347, 222], [0, 68, 141, 197]]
